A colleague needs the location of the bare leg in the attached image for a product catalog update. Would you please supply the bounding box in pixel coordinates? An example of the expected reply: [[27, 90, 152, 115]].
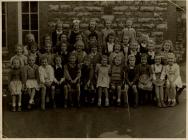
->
[[51, 86, 56, 108], [18, 93, 22, 111], [41, 85, 46, 110], [64, 85, 68, 108], [76, 84, 81, 107], [117, 85, 121, 105], [104, 88, 109, 107], [155, 86, 161, 107], [12, 95, 16, 112], [98, 87, 102, 106]]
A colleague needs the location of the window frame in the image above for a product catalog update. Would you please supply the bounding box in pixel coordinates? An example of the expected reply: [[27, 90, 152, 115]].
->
[[2, 2, 7, 48]]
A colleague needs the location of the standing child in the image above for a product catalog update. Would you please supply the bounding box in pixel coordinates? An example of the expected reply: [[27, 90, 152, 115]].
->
[[8, 58, 24, 112], [10, 44, 27, 67], [74, 40, 87, 65], [95, 55, 111, 107], [109, 42, 125, 65], [57, 42, 69, 66], [23, 33, 36, 56], [51, 55, 65, 108], [23, 55, 39, 109], [139, 34, 149, 54], [128, 41, 141, 65], [64, 53, 81, 107], [110, 55, 124, 106], [122, 19, 136, 42], [103, 33, 115, 56], [147, 40, 155, 65], [124, 55, 139, 108], [162, 53, 183, 107], [122, 35, 131, 65], [28, 42, 40, 65], [151, 55, 166, 107], [38, 56, 55, 110], [161, 40, 174, 65]]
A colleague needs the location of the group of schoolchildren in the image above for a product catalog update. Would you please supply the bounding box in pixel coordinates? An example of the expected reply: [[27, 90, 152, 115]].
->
[[8, 18, 185, 112]]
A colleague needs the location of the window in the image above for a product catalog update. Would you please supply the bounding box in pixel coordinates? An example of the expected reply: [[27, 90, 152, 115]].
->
[[2, 2, 7, 47], [21, 2, 39, 44]]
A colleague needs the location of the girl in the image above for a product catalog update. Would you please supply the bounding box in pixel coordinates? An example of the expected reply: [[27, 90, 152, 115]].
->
[[122, 19, 136, 43], [28, 42, 40, 65], [9, 57, 24, 112], [95, 55, 111, 107], [128, 41, 141, 65], [124, 55, 139, 108], [110, 55, 124, 106], [23, 55, 39, 109], [147, 40, 155, 65], [151, 55, 166, 107], [56, 42, 68, 66], [109, 42, 125, 65], [38, 56, 55, 110], [10, 44, 27, 68], [138, 54, 153, 104], [122, 35, 130, 65], [64, 53, 81, 107], [40, 34, 51, 54], [103, 33, 115, 56], [74, 40, 87, 65], [101, 19, 115, 46], [23, 33, 36, 56], [162, 53, 183, 107], [52, 21, 63, 50], [51, 55, 65, 108], [161, 40, 174, 65], [139, 34, 149, 54]]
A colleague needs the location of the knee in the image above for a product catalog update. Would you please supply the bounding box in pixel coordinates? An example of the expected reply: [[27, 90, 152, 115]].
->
[[51, 86, 55, 91], [123, 84, 129, 92], [111, 85, 115, 90]]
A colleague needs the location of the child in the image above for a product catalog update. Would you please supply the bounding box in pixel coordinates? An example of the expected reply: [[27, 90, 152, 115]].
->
[[103, 33, 115, 56], [23, 55, 39, 109], [52, 21, 63, 51], [122, 19, 136, 42], [64, 53, 81, 107], [137, 54, 153, 104], [9, 58, 24, 111], [51, 55, 65, 108], [122, 35, 130, 65], [10, 44, 27, 67], [28, 42, 40, 65], [86, 33, 100, 53], [139, 34, 149, 54], [151, 55, 166, 107], [80, 55, 94, 105], [38, 56, 55, 110], [110, 55, 124, 106], [162, 53, 183, 107], [40, 34, 51, 54], [161, 40, 173, 65], [95, 55, 111, 107], [128, 41, 141, 65], [23, 33, 36, 56], [56, 42, 68, 66], [124, 55, 139, 108], [147, 40, 155, 65], [74, 40, 87, 65], [101, 19, 115, 46], [109, 42, 125, 65]]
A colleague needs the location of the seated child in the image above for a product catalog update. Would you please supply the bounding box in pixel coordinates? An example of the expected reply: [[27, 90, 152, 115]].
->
[[23, 55, 39, 109], [110, 55, 124, 106], [51, 55, 65, 108], [38, 56, 55, 110], [124, 55, 139, 108], [9, 57, 24, 112], [95, 55, 111, 107], [23, 33, 36, 56], [64, 53, 81, 107]]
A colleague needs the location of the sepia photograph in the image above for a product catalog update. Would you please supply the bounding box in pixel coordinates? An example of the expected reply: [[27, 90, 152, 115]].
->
[[1, 0, 186, 138]]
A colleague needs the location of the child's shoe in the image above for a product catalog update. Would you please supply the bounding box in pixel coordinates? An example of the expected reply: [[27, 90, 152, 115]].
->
[[98, 99, 101, 107], [170, 101, 176, 107], [17, 106, 22, 112], [64, 100, 68, 108], [12, 106, 16, 112], [105, 99, 109, 107], [161, 101, 167, 108], [157, 101, 162, 108], [117, 99, 121, 106]]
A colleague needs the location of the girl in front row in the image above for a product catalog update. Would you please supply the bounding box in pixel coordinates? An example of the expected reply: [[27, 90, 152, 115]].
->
[[95, 55, 111, 107], [9, 58, 24, 112]]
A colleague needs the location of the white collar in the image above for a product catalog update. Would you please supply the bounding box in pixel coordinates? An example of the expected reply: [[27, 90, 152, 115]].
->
[[55, 65, 62, 69]]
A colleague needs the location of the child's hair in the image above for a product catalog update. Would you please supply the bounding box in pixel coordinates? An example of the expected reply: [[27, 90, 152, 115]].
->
[[68, 52, 77, 61], [28, 55, 36, 62], [83, 55, 91, 62], [113, 55, 122, 64], [15, 44, 24, 53], [121, 34, 131, 44], [30, 42, 38, 51], [128, 54, 136, 60], [55, 20, 63, 29], [40, 55, 48, 62], [106, 32, 115, 42], [89, 32, 98, 41], [88, 19, 97, 30], [126, 19, 133, 25], [54, 55, 62, 62], [59, 33, 67, 41], [72, 19, 80, 28], [167, 52, 175, 59], [12, 57, 21, 67], [25, 33, 35, 43], [74, 40, 85, 50], [130, 41, 139, 49], [101, 55, 108, 60], [43, 34, 51, 44], [141, 53, 148, 59], [140, 34, 149, 43], [162, 40, 173, 52]]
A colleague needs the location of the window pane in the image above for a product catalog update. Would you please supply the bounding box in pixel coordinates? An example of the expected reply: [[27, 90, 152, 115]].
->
[[22, 31, 29, 45], [2, 2, 5, 14], [31, 14, 38, 30], [31, 31, 38, 43], [2, 15, 5, 30], [30, 2, 38, 12], [22, 14, 29, 30], [22, 2, 29, 13], [2, 31, 6, 47]]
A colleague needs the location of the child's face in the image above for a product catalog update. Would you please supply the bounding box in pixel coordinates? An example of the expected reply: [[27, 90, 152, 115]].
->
[[76, 35, 82, 41], [105, 20, 111, 28], [122, 36, 129, 45], [155, 57, 161, 65], [91, 46, 97, 53], [41, 59, 48, 67], [114, 57, 121, 65], [101, 57, 108, 65], [31, 45, 37, 53], [89, 36, 97, 42], [131, 43, 138, 51], [73, 24, 79, 31], [60, 43, 67, 52], [155, 45, 162, 53], [141, 57, 147, 65], [28, 35, 34, 43], [168, 57, 174, 65], [114, 44, 121, 53], [108, 35, 114, 43], [56, 24, 63, 32], [60, 34, 67, 42], [45, 43, 51, 53], [28, 57, 36, 66], [163, 42, 171, 52], [45, 36, 51, 43], [126, 20, 132, 28], [90, 22, 96, 31], [129, 57, 135, 66], [75, 43, 83, 51], [17, 47, 23, 55], [84, 59, 90, 66], [55, 57, 62, 65], [13, 59, 20, 69]]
